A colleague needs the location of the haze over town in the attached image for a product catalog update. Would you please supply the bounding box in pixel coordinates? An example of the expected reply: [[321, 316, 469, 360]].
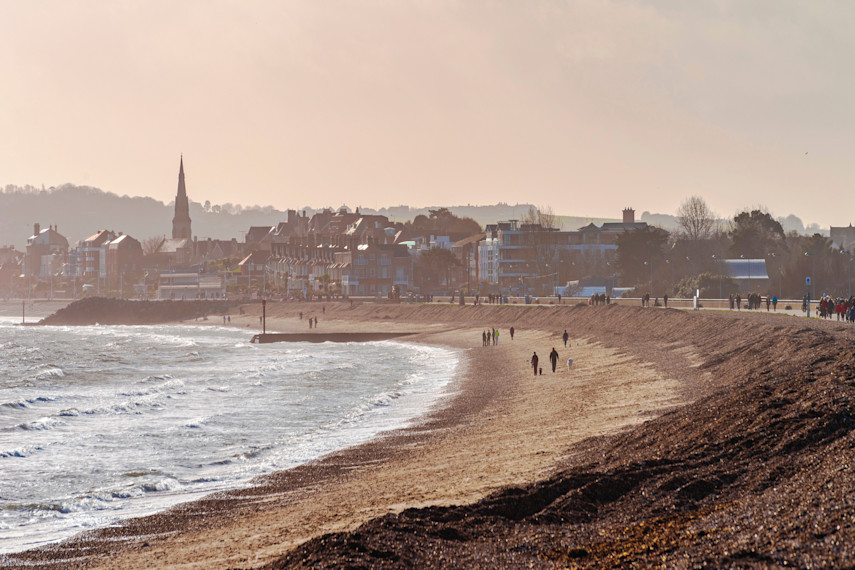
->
[[2, 1, 854, 230]]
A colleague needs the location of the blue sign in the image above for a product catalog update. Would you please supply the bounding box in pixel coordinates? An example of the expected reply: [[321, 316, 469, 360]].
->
[[806, 277, 811, 286]]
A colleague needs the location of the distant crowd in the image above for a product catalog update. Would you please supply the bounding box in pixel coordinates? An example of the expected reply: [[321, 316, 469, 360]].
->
[[816, 295, 855, 322]]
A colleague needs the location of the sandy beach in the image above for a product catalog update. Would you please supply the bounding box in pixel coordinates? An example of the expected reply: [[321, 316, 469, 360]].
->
[[6, 300, 855, 568]]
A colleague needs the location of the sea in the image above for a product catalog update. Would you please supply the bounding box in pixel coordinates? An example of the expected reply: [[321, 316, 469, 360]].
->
[[0, 317, 459, 554]]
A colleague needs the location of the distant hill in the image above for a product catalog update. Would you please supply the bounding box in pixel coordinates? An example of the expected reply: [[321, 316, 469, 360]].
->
[[0, 184, 285, 250], [0, 185, 539, 249], [0, 184, 825, 250]]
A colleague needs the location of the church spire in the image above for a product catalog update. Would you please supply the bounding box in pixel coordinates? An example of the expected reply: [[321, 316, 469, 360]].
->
[[172, 155, 192, 240]]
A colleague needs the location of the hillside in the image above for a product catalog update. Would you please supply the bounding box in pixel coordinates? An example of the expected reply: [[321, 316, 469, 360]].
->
[[1, 184, 655, 248]]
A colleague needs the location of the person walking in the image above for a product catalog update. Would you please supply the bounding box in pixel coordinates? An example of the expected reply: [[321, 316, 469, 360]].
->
[[482, 330, 487, 347], [562, 329, 569, 347], [510, 326, 515, 340], [494, 329, 499, 345], [549, 347, 559, 372], [530, 352, 539, 376]]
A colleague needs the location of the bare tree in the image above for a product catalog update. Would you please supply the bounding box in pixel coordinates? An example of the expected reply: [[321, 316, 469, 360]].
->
[[521, 205, 560, 230], [519, 205, 562, 293], [142, 236, 164, 256], [676, 196, 716, 241]]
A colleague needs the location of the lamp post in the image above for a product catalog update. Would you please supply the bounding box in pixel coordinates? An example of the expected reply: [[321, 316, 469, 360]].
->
[[768, 252, 781, 299], [665, 259, 673, 295], [849, 256, 853, 299], [712, 255, 723, 299], [849, 254, 853, 299], [803, 252, 813, 316], [805, 252, 815, 299], [643, 261, 652, 296], [840, 249, 852, 299]]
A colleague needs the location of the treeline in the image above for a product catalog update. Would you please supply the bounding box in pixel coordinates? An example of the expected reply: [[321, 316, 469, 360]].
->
[[614, 197, 847, 299]]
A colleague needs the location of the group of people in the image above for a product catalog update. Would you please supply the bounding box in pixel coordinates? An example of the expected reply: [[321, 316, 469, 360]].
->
[[817, 295, 855, 321], [481, 326, 515, 347], [529, 329, 574, 376], [298, 309, 323, 328], [482, 328, 500, 346], [530, 346, 568, 376], [729, 292, 775, 311], [589, 293, 610, 306]]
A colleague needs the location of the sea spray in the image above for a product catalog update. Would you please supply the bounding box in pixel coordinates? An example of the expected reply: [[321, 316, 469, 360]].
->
[[0, 322, 458, 553]]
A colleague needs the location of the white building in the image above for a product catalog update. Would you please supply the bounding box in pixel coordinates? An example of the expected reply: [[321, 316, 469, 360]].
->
[[157, 272, 225, 300]]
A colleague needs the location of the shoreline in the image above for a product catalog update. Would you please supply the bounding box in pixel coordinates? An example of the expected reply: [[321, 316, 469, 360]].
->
[[5, 302, 689, 569], [0, 321, 463, 558], [9, 301, 852, 567]]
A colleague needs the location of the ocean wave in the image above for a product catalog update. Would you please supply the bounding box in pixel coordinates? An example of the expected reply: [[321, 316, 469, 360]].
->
[[0, 444, 44, 458], [185, 416, 209, 428], [140, 374, 173, 383], [17, 416, 65, 431], [119, 378, 184, 397], [140, 478, 181, 493], [30, 395, 58, 403], [34, 366, 65, 380], [1, 400, 29, 410]]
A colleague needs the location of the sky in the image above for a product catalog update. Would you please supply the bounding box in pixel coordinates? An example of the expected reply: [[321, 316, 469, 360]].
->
[[2, 1, 853, 228]]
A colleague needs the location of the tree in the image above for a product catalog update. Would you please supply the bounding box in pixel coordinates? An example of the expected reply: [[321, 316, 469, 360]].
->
[[405, 209, 482, 235], [728, 209, 785, 258], [673, 272, 736, 298], [141, 236, 164, 256], [521, 205, 560, 230], [615, 226, 670, 290], [415, 248, 460, 293], [676, 196, 716, 241]]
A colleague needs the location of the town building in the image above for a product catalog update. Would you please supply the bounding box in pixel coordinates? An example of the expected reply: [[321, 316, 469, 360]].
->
[[105, 234, 144, 289], [24, 224, 69, 279], [0, 246, 23, 297], [156, 271, 225, 300], [830, 224, 855, 253], [338, 242, 411, 298], [723, 259, 770, 294], [73, 229, 117, 280], [485, 208, 649, 295]]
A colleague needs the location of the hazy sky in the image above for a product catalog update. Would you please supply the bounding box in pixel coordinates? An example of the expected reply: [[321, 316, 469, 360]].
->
[[2, 1, 853, 228]]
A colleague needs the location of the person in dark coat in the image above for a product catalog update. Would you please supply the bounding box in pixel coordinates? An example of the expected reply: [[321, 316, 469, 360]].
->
[[530, 352, 539, 377], [549, 347, 559, 372], [562, 330, 569, 347]]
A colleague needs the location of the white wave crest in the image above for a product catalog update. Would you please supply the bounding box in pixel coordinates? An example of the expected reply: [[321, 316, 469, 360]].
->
[[34, 367, 65, 380]]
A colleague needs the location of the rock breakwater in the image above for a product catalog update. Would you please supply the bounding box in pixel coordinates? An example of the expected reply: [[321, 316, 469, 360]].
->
[[39, 297, 239, 326]]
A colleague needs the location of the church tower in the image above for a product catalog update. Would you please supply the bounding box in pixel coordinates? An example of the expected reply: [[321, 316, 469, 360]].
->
[[172, 155, 192, 240]]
